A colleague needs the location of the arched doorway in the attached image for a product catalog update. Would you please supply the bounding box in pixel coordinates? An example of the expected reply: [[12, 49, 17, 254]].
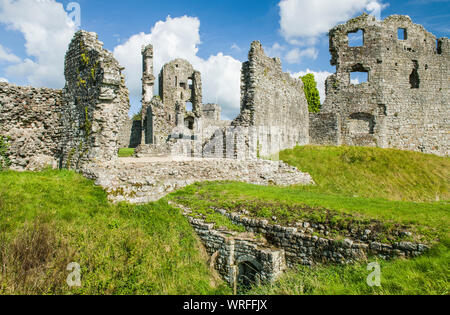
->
[[236, 257, 262, 289]]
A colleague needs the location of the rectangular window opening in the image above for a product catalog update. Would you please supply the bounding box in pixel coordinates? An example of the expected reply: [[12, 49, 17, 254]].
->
[[398, 28, 407, 40], [350, 71, 368, 85], [348, 29, 364, 47]]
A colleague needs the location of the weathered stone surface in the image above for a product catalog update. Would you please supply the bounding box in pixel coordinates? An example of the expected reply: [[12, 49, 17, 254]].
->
[[175, 203, 429, 286], [176, 203, 286, 287], [83, 157, 314, 204], [0, 83, 63, 170], [319, 14, 449, 156], [26, 155, 58, 172], [61, 31, 130, 169], [118, 119, 142, 149], [309, 112, 341, 145], [233, 41, 310, 157]]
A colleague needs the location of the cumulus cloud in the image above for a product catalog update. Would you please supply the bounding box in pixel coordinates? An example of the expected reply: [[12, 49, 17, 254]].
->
[[265, 42, 286, 59], [0, 44, 20, 63], [290, 69, 333, 103], [285, 47, 318, 64], [279, 0, 387, 44], [113, 16, 242, 119], [0, 0, 76, 88], [0, 77, 8, 82]]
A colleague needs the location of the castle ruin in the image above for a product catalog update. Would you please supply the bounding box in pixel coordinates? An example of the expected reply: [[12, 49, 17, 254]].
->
[[311, 14, 449, 156], [0, 14, 448, 287]]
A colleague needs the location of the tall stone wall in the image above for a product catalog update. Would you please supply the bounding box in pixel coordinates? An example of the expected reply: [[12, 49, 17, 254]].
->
[[234, 41, 309, 157], [309, 113, 341, 145], [322, 14, 449, 156], [0, 83, 63, 170], [61, 31, 130, 169], [118, 119, 142, 149]]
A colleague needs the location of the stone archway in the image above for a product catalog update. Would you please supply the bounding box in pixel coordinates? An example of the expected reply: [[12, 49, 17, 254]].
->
[[235, 256, 262, 288]]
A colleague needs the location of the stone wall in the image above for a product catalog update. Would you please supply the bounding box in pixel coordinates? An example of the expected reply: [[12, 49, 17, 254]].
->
[[61, 31, 130, 169], [321, 14, 449, 156], [234, 41, 310, 157], [218, 209, 429, 267], [118, 119, 142, 149], [175, 203, 429, 287], [309, 113, 341, 145], [85, 158, 314, 204], [0, 83, 63, 170], [186, 215, 286, 287], [144, 59, 203, 145]]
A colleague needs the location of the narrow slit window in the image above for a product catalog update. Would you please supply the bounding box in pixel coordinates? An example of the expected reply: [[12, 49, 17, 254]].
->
[[186, 102, 193, 112], [348, 29, 364, 47], [410, 60, 420, 89], [350, 71, 368, 85], [398, 28, 407, 40], [437, 39, 442, 54]]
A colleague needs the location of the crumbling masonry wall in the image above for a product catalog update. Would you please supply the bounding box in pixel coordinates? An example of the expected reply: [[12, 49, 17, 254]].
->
[[0, 83, 63, 170], [61, 31, 130, 169], [321, 14, 449, 156], [234, 41, 309, 157], [147, 59, 202, 145]]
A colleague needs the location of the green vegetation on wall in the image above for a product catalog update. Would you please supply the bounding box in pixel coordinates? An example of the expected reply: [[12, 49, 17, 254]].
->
[[300, 73, 321, 113], [0, 135, 11, 171]]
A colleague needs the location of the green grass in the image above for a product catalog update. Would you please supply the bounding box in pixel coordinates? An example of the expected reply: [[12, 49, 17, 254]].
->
[[1, 145, 449, 295], [118, 148, 135, 158], [280, 145, 450, 202], [0, 170, 229, 295], [248, 239, 449, 295], [169, 146, 450, 295], [170, 181, 449, 245]]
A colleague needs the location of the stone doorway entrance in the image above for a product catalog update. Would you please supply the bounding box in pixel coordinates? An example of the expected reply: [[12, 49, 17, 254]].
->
[[237, 260, 261, 289]]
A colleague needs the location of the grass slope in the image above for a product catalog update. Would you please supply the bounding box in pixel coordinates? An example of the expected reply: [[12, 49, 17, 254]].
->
[[0, 146, 448, 295], [0, 170, 229, 295], [280, 145, 450, 202], [170, 146, 449, 295]]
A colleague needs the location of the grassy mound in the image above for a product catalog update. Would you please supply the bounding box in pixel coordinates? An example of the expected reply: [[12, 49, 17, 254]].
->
[[280, 145, 450, 202], [0, 146, 448, 295], [0, 170, 229, 295], [170, 146, 449, 295]]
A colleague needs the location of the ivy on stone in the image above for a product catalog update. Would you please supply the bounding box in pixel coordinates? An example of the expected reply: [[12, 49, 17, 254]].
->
[[0, 135, 11, 171]]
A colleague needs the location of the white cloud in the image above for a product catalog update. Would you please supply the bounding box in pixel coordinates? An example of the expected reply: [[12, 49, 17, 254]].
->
[[230, 43, 241, 52], [290, 69, 333, 103], [0, 0, 76, 88], [279, 0, 387, 43], [285, 47, 318, 64], [0, 77, 8, 82], [265, 42, 286, 58], [0, 44, 20, 63], [114, 16, 242, 119]]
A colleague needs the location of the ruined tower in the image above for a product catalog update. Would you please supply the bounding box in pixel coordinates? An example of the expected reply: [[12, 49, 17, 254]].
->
[[142, 44, 155, 104], [311, 14, 449, 156]]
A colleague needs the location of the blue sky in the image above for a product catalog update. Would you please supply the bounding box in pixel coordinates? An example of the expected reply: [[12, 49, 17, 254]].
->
[[0, 0, 448, 118]]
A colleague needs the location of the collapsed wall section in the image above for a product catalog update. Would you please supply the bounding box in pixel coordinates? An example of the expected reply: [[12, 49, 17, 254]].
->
[[234, 41, 309, 157], [0, 83, 63, 170], [61, 31, 130, 169], [322, 14, 449, 156]]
